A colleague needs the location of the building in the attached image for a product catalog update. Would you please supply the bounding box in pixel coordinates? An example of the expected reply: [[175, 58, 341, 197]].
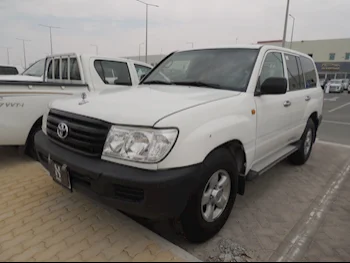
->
[[124, 54, 166, 67], [257, 38, 350, 80]]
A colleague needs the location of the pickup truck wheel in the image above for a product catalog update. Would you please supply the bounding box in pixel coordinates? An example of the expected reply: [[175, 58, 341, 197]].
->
[[25, 124, 41, 160], [180, 148, 238, 243], [288, 119, 315, 165]]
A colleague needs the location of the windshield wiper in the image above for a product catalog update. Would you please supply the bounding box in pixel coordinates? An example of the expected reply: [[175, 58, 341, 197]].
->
[[142, 80, 173, 85], [173, 81, 223, 90]]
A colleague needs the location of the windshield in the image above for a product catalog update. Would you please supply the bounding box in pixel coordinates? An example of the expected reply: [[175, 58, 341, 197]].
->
[[142, 49, 259, 92], [22, 59, 45, 77], [330, 80, 342, 84]]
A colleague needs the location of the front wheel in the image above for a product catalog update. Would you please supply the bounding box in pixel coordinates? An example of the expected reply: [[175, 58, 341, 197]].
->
[[25, 124, 42, 160], [180, 148, 238, 243], [288, 119, 315, 165]]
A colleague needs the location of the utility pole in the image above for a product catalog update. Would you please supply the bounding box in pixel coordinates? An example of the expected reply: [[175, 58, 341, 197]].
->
[[39, 24, 61, 55], [91, 44, 99, 55], [1, 47, 11, 64], [16, 38, 31, 69], [282, 0, 290, 47], [289, 14, 295, 49], [136, 0, 159, 63], [187, 42, 194, 48]]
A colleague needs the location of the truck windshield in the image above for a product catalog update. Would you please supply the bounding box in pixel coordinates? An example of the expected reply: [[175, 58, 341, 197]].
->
[[142, 48, 259, 92], [22, 59, 45, 77]]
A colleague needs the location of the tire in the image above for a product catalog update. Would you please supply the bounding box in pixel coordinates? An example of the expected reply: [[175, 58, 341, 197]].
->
[[288, 118, 315, 165], [180, 147, 238, 243], [25, 123, 42, 160]]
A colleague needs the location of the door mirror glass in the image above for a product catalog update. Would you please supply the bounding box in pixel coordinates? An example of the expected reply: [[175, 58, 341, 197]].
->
[[260, 77, 287, 95]]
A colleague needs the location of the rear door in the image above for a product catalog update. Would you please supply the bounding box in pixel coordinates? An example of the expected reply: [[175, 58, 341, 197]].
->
[[254, 51, 293, 162], [283, 53, 308, 142]]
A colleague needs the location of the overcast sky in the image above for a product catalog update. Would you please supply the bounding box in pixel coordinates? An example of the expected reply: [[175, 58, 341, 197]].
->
[[1, 0, 349, 67]]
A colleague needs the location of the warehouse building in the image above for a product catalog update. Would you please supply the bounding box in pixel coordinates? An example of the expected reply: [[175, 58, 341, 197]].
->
[[257, 38, 350, 80]]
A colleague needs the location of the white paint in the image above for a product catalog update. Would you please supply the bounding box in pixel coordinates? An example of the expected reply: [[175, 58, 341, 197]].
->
[[323, 120, 350, 126], [275, 163, 350, 262], [324, 96, 338, 102], [328, 102, 350, 113]]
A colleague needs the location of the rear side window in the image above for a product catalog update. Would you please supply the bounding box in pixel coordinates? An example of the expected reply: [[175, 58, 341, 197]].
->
[[135, 64, 152, 80], [47, 60, 53, 79], [94, 60, 132, 86], [62, 58, 68, 80], [0, 66, 18, 75], [300, 56, 317, 88], [284, 54, 303, 91], [54, 59, 60, 79], [70, 58, 81, 80]]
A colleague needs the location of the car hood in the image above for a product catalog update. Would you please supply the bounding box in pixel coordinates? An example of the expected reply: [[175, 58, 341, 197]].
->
[[0, 75, 43, 81], [51, 85, 240, 126]]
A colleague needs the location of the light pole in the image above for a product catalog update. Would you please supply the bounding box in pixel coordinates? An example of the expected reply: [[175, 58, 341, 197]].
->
[[139, 42, 144, 61], [39, 24, 61, 55], [136, 0, 159, 63], [187, 42, 194, 48], [1, 47, 11, 64], [91, 44, 99, 55], [282, 0, 290, 47], [289, 14, 295, 49], [16, 38, 31, 69]]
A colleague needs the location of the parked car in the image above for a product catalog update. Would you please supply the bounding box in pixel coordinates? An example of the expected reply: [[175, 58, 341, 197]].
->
[[0, 64, 24, 75], [328, 79, 343, 93], [0, 53, 152, 158], [35, 46, 323, 243], [341, 79, 350, 91]]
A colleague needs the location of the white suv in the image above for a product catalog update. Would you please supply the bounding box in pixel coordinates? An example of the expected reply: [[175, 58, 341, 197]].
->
[[35, 45, 323, 242]]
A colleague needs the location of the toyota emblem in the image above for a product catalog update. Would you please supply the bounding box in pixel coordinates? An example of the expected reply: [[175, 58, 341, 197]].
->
[[57, 122, 69, 139]]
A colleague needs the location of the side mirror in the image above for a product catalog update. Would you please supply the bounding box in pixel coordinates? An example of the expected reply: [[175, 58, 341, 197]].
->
[[260, 77, 287, 95]]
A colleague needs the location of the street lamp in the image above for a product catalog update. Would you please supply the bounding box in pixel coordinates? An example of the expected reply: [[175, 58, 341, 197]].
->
[[139, 42, 144, 61], [1, 46, 11, 65], [289, 14, 295, 49], [91, 44, 99, 55], [16, 38, 31, 69], [136, 0, 159, 63], [39, 24, 61, 55], [282, 0, 290, 47], [187, 42, 194, 48]]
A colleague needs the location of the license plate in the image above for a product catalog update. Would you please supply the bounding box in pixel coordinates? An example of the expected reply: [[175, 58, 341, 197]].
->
[[48, 156, 72, 191]]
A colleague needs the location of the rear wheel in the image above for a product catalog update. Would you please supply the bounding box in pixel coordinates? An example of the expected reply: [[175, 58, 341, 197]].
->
[[288, 118, 315, 165], [180, 148, 238, 243]]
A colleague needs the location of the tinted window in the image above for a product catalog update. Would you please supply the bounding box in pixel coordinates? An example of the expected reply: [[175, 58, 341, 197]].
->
[[94, 60, 132, 86], [346, 53, 350, 60], [0, 66, 18, 75], [22, 59, 45, 77], [143, 49, 259, 92], [70, 58, 81, 80], [259, 52, 284, 91], [47, 60, 53, 79], [296, 57, 305, 89], [329, 53, 335, 60], [135, 64, 152, 80], [54, 59, 60, 79], [284, 54, 303, 91], [62, 58, 68, 80], [300, 56, 317, 88]]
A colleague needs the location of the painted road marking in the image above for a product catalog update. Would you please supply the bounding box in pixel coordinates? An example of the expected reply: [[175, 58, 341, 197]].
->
[[323, 120, 350, 126], [270, 161, 350, 262], [328, 102, 350, 113], [316, 139, 350, 149], [324, 96, 339, 102]]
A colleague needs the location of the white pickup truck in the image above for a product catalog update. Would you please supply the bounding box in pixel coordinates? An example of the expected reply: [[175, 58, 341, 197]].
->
[[0, 53, 152, 157], [35, 46, 323, 242]]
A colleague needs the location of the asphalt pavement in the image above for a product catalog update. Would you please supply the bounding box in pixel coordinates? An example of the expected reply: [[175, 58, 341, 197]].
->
[[318, 92, 350, 146]]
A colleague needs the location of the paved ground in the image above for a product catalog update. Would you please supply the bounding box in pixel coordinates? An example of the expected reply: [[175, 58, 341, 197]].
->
[[319, 92, 350, 145], [148, 142, 350, 262], [0, 148, 200, 262]]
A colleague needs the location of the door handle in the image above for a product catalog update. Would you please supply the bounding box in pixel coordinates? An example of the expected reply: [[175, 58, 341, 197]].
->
[[283, 100, 291, 107], [305, 96, 311, 101]]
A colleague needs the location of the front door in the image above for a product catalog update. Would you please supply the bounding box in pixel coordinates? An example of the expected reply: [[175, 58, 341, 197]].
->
[[254, 51, 293, 163]]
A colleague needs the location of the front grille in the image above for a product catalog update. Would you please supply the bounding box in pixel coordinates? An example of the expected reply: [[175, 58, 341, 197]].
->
[[47, 109, 110, 157], [114, 184, 144, 202]]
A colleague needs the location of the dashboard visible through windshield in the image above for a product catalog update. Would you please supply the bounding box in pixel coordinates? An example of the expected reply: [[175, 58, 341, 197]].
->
[[142, 48, 259, 92]]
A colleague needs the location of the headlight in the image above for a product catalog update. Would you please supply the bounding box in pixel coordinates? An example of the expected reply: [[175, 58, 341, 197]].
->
[[102, 126, 178, 163]]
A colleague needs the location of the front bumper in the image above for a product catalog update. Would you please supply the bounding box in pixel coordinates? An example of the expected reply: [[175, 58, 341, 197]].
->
[[35, 131, 202, 220]]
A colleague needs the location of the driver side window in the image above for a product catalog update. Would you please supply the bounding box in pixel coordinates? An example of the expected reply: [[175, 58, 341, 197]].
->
[[257, 52, 285, 93]]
